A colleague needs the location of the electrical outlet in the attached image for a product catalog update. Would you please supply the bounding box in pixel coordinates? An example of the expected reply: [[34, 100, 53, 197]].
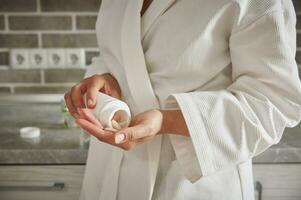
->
[[10, 49, 29, 69], [29, 49, 47, 69], [66, 49, 85, 68], [47, 49, 66, 68]]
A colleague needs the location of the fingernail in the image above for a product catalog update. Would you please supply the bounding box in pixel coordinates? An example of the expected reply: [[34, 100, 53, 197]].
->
[[87, 99, 94, 107], [115, 133, 125, 144]]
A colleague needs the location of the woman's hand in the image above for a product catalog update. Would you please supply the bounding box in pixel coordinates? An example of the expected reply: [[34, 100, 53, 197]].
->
[[75, 108, 164, 150], [64, 73, 121, 119], [114, 109, 163, 144]]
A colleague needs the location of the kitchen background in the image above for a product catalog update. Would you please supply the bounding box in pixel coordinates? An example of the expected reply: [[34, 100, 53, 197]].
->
[[0, 0, 101, 94], [0, 0, 300, 94], [0, 0, 301, 94], [0, 1, 301, 200]]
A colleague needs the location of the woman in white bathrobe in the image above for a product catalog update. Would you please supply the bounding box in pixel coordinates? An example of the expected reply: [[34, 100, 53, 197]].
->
[[64, 0, 301, 199]]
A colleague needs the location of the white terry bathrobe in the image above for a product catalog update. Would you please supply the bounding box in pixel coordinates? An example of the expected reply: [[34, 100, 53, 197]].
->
[[80, 0, 301, 199]]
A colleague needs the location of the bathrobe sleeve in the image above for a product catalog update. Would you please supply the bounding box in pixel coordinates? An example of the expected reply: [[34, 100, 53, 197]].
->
[[164, 4, 301, 183], [84, 55, 110, 78]]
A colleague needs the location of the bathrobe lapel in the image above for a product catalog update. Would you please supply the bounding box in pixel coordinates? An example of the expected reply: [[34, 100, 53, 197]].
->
[[98, 148, 123, 200], [120, 0, 176, 199], [141, 0, 176, 39]]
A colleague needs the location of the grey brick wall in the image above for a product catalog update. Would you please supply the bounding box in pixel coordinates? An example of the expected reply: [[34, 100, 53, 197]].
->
[[0, 0, 300, 94], [0, 0, 100, 94]]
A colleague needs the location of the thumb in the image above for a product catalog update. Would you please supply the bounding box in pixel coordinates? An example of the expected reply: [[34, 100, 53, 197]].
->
[[115, 125, 147, 144], [85, 82, 104, 108]]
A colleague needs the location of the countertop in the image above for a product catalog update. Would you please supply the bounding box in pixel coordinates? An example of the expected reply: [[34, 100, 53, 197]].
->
[[0, 123, 301, 165], [0, 99, 301, 165], [0, 122, 88, 164], [0, 101, 89, 165]]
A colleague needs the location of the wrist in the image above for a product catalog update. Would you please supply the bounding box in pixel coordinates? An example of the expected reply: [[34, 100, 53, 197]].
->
[[158, 109, 167, 134], [158, 109, 176, 134], [158, 109, 190, 136]]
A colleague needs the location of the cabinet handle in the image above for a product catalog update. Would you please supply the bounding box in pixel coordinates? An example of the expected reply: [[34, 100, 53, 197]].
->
[[255, 181, 262, 200], [0, 182, 65, 191]]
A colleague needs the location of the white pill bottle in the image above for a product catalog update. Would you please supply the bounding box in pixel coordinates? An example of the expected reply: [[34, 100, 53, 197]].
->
[[84, 92, 131, 131]]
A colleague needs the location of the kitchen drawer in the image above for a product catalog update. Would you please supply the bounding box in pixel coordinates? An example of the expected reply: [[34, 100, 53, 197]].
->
[[0, 165, 85, 200], [253, 164, 301, 200]]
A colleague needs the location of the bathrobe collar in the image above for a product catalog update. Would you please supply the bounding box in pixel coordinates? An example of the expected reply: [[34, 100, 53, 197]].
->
[[141, 0, 176, 39], [118, 0, 176, 199], [120, 0, 176, 109]]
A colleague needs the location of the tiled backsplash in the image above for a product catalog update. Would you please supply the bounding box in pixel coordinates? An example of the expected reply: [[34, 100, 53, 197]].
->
[[0, 0, 300, 94], [0, 0, 101, 94]]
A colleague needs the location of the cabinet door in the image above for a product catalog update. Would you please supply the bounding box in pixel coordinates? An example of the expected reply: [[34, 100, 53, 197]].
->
[[0, 165, 85, 200], [253, 164, 301, 200]]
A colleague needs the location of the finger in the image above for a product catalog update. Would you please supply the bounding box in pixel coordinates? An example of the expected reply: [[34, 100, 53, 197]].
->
[[76, 118, 136, 150], [70, 82, 86, 109], [75, 118, 114, 142], [64, 92, 80, 119], [115, 125, 149, 144], [118, 142, 136, 151], [78, 108, 103, 128], [110, 89, 122, 100], [86, 79, 105, 109], [108, 76, 122, 99]]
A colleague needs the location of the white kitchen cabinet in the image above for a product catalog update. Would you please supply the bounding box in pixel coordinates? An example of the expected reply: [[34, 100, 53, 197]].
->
[[253, 164, 301, 200], [1, 164, 300, 200], [0, 165, 85, 200]]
